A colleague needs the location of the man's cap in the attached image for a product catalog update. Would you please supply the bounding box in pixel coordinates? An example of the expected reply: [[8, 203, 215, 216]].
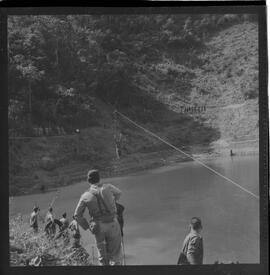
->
[[87, 169, 100, 183], [62, 212, 67, 217], [190, 217, 202, 229]]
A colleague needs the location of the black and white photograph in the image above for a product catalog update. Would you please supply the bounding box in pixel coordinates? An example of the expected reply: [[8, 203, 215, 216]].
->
[[6, 8, 265, 267]]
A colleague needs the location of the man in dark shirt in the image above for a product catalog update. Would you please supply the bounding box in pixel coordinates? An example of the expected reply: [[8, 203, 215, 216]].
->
[[178, 217, 204, 265]]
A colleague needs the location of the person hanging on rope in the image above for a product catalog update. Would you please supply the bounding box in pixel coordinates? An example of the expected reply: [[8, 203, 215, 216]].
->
[[115, 131, 128, 159], [114, 133, 122, 159], [30, 206, 40, 233], [177, 217, 204, 265], [74, 169, 123, 265], [113, 111, 122, 159]]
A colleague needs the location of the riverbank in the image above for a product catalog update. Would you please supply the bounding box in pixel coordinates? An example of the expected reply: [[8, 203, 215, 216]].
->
[[9, 214, 93, 266], [108, 139, 259, 178], [10, 138, 258, 197]]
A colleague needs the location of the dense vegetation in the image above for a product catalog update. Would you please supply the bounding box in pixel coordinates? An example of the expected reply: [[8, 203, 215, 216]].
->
[[8, 14, 257, 133], [8, 14, 258, 195]]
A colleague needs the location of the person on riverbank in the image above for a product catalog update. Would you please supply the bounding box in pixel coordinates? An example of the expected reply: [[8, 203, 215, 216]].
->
[[30, 206, 40, 233], [177, 217, 204, 265], [74, 169, 123, 265], [55, 213, 70, 241], [59, 213, 69, 231], [69, 215, 81, 248], [45, 207, 56, 237]]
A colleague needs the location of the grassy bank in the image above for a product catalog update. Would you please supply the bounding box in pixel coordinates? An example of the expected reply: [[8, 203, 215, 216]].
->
[[9, 214, 93, 266]]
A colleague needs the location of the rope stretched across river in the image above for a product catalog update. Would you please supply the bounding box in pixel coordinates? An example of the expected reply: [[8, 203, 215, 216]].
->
[[115, 110, 259, 200]]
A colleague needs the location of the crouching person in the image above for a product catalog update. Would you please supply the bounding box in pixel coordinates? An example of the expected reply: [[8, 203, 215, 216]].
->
[[74, 169, 123, 265]]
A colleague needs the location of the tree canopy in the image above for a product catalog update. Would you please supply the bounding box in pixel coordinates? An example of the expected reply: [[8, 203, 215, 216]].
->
[[8, 14, 257, 135]]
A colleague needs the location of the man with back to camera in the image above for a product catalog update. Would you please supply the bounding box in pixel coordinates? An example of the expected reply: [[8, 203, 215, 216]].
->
[[74, 169, 123, 265], [177, 217, 204, 265]]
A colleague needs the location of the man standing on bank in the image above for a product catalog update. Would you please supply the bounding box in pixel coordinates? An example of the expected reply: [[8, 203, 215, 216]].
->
[[74, 169, 123, 265], [30, 206, 40, 233], [69, 215, 81, 248], [177, 217, 204, 265]]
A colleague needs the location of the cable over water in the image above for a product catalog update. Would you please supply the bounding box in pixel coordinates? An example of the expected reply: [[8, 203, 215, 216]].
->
[[115, 110, 259, 200]]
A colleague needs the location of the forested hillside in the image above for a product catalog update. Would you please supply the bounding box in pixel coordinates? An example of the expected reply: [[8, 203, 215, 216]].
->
[[8, 14, 258, 195]]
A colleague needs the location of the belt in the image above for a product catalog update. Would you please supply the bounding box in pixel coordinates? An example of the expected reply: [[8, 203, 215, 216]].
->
[[98, 215, 116, 223]]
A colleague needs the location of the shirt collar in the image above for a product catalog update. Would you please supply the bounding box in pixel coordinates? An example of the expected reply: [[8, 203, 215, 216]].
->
[[90, 183, 103, 194]]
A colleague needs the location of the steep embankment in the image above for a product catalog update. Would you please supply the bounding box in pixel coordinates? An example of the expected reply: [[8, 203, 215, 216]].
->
[[191, 22, 259, 141], [143, 21, 258, 146]]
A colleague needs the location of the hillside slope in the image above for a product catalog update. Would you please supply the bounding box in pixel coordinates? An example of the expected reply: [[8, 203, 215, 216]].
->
[[9, 21, 258, 196], [146, 21, 259, 141], [192, 22, 259, 141]]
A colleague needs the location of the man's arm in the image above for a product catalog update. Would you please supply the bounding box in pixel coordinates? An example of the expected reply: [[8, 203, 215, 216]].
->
[[74, 196, 89, 230], [107, 184, 122, 201]]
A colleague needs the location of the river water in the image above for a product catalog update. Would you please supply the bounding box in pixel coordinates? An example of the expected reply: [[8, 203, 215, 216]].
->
[[10, 155, 259, 265]]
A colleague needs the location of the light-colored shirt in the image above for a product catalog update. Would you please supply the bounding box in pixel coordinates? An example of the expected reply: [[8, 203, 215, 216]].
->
[[74, 183, 122, 230], [60, 217, 69, 230], [30, 212, 38, 227], [45, 212, 54, 224], [182, 231, 203, 265]]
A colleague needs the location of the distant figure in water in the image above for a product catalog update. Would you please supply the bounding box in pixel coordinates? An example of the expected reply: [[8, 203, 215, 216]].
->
[[230, 149, 235, 156], [177, 217, 204, 265]]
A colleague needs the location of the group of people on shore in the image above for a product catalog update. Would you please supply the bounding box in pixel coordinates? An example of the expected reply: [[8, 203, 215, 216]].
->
[[30, 206, 81, 248], [30, 169, 203, 266]]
